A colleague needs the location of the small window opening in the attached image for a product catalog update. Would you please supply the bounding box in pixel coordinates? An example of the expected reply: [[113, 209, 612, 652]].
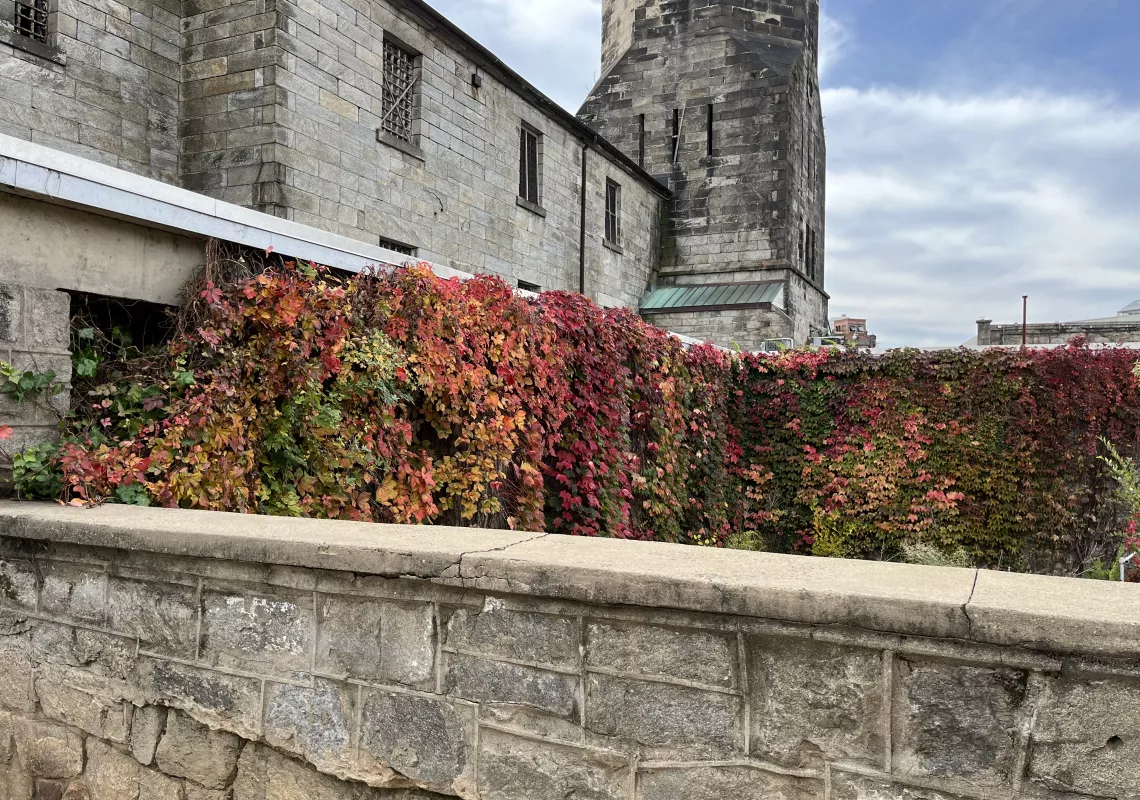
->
[[381, 39, 418, 143], [671, 108, 681, 164], [605, 179, 622, 246], [637, 114, 646, 169], [14, 0, 49, 42], [518, 280, 541, 293], [706, 104, 714, 157], [378, 238, 417, 257], [519, 125, 541, 205]]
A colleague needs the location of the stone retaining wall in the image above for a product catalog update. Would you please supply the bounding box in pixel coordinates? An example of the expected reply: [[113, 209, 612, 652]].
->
[[1, 503, 1139, 800]]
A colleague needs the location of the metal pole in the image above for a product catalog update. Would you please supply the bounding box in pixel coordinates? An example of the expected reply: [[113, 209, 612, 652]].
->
[[1022, 296, 1028, 348], [1122, 552, 1137, 583]]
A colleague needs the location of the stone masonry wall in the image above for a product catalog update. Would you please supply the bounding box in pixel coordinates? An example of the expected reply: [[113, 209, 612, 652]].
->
[[2, 503, 1140, 800], [978, 319, 1140, 346]]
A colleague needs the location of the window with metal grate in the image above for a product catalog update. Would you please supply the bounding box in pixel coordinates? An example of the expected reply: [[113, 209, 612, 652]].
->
[[381, 39, 416, 143], [605, 179, 622, 246], [518, 125, 541, 205], [14, 0, 49, 42], [378, 238, 417, 257]]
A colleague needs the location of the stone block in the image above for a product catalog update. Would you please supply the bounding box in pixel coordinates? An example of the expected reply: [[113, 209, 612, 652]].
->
[[26, 289, 71, 352], [748, 636, 885, 768], [1027, 676, 1140, 798], [586, 620, 737, 688], [358, 689, 473, 794], [139, 659, 262, 737], [39, 562, 107, 624], [85, 739, 140, 800], [585, 673, 740, 753], [13, 720, 84, 779], [107, 577, 198, 659], [443, 653, 578, 719], [0, 284, 24, 344], [262, 679, 354, 775], [72, 629, 137, 680], [155, 710, 243, 790], [477, 728, 628, 800], [638, 765, 821, 800], [34, 664, 133, 743], [201, 588, 314, 677], [138, 768, 184, 800], [0, 634, 37, 713], [315, 595, 433, 687], [831, 772, 964, 800], [0, 708, 13, 768], [129, 705, 167, 766], [444, 598, 578, 670], [893, 659, 1027, 788], [0, 558, 37, 609], [234, 742, 385, 800]]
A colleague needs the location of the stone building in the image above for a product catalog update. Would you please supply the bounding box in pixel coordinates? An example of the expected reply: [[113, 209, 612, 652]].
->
[[976, 301, 1140, 346], [0, 0, 827, 348]]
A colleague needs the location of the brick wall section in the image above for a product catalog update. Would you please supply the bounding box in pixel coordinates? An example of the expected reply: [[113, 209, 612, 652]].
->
[[0, 285, 71, 479], [3, 504, 1140, 800], [0, 0, 181, 182]]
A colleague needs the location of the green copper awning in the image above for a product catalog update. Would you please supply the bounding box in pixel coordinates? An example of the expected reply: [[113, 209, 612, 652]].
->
[[640, 282, 784, 314]]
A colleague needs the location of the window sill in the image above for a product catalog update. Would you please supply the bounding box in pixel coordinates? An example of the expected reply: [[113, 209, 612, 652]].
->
[[376, 131, 425, 162], [0, 28, 66, 65], [603, 238, 624, 255], [516, 196, 547, 217]]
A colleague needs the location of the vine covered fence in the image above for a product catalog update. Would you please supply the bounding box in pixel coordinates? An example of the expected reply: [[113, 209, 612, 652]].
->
[[17, 263, 1140, 577]]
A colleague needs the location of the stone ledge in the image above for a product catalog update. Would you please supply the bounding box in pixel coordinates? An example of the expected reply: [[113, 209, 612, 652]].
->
[[1, 502, 1138, 657]]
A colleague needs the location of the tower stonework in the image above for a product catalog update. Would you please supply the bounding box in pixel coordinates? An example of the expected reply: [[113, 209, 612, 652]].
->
[[580, 0, 829, 347]]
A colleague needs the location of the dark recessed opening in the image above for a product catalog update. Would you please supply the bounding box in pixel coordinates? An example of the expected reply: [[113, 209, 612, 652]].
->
[[1107, 736, 1125, 751]]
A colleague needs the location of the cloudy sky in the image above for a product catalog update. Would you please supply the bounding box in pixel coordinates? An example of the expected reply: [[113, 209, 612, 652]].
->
[[425, 0, 1140, 347]]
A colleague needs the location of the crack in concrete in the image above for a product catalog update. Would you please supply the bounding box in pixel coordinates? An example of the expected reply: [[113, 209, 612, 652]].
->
[[962, 569, 980, 638]]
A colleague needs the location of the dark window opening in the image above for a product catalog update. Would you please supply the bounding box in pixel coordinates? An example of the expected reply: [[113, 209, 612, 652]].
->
[[518, 280, 541, 293], [671, 108, 681, 164], [799, 226, 805, 265], [706, 104, 714, 157], [637, 114, 646, 169], [605, 179, 622, 246], [14, 0, 49, 42], [519, 125, 541, 205], [378, 238, 417, 257], [381, 39, 417, 143]]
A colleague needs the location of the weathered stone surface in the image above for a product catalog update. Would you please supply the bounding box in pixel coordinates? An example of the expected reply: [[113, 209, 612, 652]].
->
[[638, 765, 821, 800], [155, 711, 242, 790], [233, 743, 434, 800], [444, 654, 578, 718], [62, 781, 93, 800], [749, 636, 885, 768], [262, 679, 353, 774], [13, 720, 84, 779], [316, 596, 434, 688], [130, 705, 167, 766], [831, 771, 966, 800], [72, 630, 137, 680], [358, 690, 473, 793], [585, 673, 739, 752], [138, 768, 185, 800], [139, 659, 261, 737], [85, 739, 140, 800], [477, 728, 628, 800], [201, 589, 313, 677], [445, 598, 578, 669], [586, 620, 737, 688], [107, 577, 198, 659], [893, 659, 1026, 787], [0, 634, 37, 713], [1027, 676, 1140, 798], [0, 558, 37, 608], [0, 709, 14, 768], [40, 562, 107, 624], [35, 665, 133, 743]]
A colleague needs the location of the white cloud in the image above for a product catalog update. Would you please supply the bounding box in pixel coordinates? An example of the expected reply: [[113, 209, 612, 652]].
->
[[818, 9, 851, 81], [823, 88, 1140, 346]]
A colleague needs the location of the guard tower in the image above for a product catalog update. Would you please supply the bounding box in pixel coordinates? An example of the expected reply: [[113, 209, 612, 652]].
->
[[580, 0, 829, 347]]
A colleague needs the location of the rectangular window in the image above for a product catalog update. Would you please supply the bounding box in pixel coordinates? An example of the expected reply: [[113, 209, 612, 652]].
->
[[605, 179, 622, 246], [706, 104, 714, 157], [378, 238, 417, 257], [637, 114, 646, 169], [381, 39, 417, 143], [518, 280, 541, 293], [14, 0, 49, 42], [519, 125, 541, 206], [671, 108, 680, 163]]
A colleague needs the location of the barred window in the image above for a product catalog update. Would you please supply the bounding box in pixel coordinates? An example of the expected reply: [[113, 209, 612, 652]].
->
[[378, 238, 416, 257], [381, 39, 417, 143], [605, 179, 621, 246], [14, 0, 49, 42]]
